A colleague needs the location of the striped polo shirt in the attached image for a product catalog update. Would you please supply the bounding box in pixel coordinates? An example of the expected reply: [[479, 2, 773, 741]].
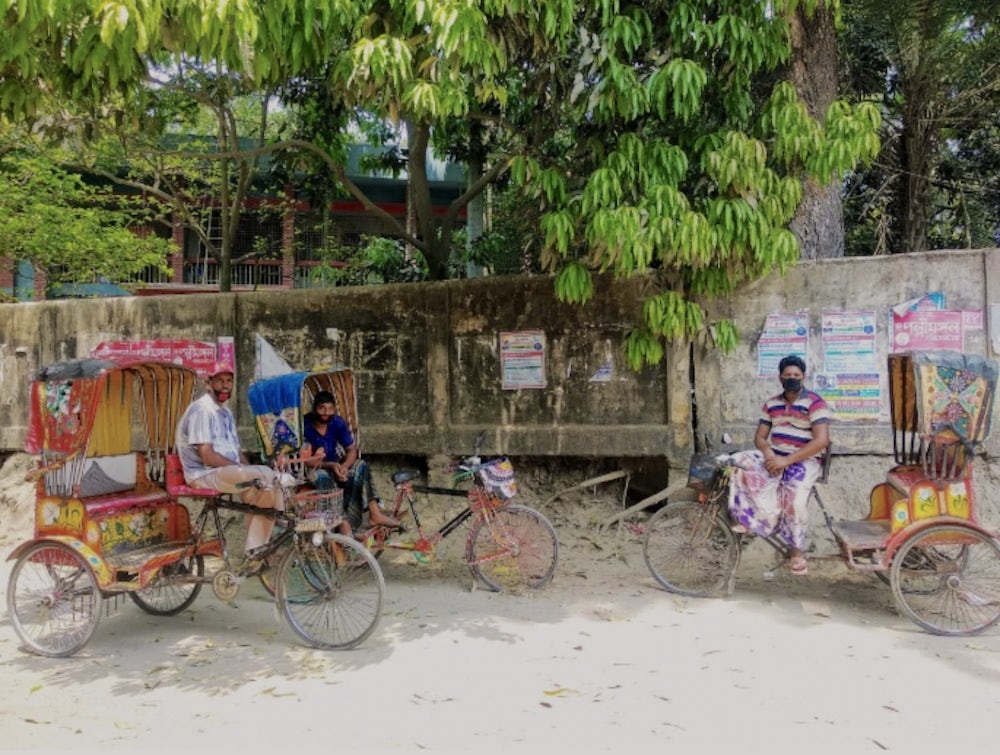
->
[[760, 389, 831, 457]]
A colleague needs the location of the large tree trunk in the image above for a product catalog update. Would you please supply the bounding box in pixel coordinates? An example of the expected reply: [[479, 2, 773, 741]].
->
[[895, 57, 935, 253], [787, 0, 844, 260]]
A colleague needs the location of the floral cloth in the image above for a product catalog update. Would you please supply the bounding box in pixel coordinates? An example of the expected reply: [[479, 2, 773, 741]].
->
[[727, 450, 821, 550]]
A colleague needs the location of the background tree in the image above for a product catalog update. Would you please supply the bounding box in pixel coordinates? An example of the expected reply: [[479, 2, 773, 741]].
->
[[787, 0, 844, 259], [0, 127, 171, 297], [84, 62, 285, 292], [522, 0, 880, 366], [840, 0, 1000, 254], [1, 0, 881, 364]]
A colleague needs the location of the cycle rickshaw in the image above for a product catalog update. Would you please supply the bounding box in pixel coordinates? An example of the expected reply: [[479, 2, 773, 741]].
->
[[249, 367, 559, 592], [642, 349, 1000, 636], [6, 358, 384, 657]]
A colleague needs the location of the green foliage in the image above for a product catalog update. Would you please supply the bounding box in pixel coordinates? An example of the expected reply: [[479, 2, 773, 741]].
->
[[309, 235, 425, 286], [840, 0, 1000, 254], [0, 136, 172, 289], [531, 1, 880, 367], [0, 0, 886, 367]]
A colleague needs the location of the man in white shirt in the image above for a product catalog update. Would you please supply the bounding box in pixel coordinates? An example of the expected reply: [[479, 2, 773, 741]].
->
[[176, 361, 282, 568]]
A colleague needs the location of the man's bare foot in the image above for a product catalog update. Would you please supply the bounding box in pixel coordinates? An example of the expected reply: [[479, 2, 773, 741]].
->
[[369, 511, 401, 528]]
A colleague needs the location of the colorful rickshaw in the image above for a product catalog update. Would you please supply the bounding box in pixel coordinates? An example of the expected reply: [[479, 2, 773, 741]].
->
[[642, 349, 1000, 636], [6, 358, 384, 657]]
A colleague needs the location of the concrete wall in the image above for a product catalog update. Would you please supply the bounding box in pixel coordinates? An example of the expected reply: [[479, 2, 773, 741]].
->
[[0, 274, 680, 459], [3, 248, 1000, 526]]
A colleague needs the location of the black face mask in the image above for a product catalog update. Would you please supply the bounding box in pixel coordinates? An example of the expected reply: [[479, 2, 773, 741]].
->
[[781, 377, 802, 393]]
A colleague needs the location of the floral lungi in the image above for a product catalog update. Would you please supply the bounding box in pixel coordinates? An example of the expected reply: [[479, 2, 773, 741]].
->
[[726, 450, 821, 550]]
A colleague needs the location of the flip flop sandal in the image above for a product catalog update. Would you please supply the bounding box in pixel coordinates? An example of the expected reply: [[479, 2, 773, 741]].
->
[[789, 557, 809, 576]]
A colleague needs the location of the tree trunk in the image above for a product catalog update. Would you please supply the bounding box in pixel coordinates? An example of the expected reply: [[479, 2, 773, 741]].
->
[[787, 0, 844, 260], [407, 121, 450, 279], [897, 74, 934, 253]]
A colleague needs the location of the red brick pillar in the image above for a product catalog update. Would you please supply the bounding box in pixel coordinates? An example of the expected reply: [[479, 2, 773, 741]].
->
[[0, 255, 13, 293], [282, 186, 296, 288], [171, 213, 185, 283], [33, 264, 47, 301]]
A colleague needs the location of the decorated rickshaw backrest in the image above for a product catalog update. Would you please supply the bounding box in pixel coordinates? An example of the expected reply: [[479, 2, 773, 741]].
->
[[248, 367, 358, 460], [910, 351, 997, 444]]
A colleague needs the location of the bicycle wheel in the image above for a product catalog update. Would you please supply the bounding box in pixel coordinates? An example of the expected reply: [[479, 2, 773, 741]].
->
[[7, 542, 103, 657], [129, 555, 204, 615], [275, 533, 384, 650], [466, 504, 559, 592], [642, 501, 740, 597], [890, 524, 1000, 636]]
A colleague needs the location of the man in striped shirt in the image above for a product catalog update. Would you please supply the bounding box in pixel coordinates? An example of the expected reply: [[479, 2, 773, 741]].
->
[[728, 355, 831, 575]]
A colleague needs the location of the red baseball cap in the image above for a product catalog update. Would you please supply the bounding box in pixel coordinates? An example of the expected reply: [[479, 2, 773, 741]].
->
[[208, 361, 235, 379]]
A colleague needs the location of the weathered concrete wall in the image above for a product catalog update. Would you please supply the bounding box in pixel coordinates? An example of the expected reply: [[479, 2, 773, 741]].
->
[[3, 249, 1000, 526], [700, 250, 994, 457], [0, 274, 681, 460], [237, 275, 677, 459]]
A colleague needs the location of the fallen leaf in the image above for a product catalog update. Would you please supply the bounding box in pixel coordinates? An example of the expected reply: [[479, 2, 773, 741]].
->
[[29, 685, 43, 694], [261, 687, 297, 698], [543, 687, 580, 697]]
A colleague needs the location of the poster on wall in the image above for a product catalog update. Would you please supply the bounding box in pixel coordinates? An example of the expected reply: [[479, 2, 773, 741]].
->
[[815, 310, 882, 421], [91, 339, 219, 377], [890, 294, 963, 352], [500, 330, 546, 389], [813, 372, 881, 421], [756, 313, 809, 378]]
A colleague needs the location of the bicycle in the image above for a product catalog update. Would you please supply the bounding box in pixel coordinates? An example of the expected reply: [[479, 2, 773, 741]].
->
[[365, 433, 559, 592]]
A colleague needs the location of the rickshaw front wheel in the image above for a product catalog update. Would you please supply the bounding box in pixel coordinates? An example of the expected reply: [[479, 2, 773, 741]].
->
[[890, 524, 1000, 636], [7, 542, 103, 657], [643, 501, 741, 597], [129, 555, 205, 615], [275, 533, 385, 650]]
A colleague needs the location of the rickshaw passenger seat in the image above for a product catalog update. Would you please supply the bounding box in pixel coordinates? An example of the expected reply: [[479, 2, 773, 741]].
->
[[84, 489, 174, 516], [164, 452, 222, 498]]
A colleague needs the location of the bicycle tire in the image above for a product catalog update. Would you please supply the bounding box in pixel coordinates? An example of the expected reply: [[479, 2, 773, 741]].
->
[[129, 555, 205, 615], [642, 501, 740, 597], [7, 542, 103, 657], [890, 524, 1000, 636], [275, 533, 385, 650], [466, 504, 559, 592]]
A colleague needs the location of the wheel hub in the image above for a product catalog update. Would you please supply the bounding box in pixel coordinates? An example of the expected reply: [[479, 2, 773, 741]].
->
[[212, 571, 240, 602]]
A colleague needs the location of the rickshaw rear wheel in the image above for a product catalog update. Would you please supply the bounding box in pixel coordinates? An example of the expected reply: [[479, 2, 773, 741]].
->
[[466, 504, 559, 592], [129, 555, 205, 615], [7, 542, 103, 658], [275, 533, 385, 650], [890, 524, 1000, 636], [643, 501, 741, 597]]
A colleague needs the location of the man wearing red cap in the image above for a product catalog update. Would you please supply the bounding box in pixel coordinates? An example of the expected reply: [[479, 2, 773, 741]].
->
[[176, 361, 281, 569]]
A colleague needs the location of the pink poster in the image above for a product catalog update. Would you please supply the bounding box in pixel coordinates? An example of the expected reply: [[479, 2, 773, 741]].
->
[[91, 339, 221, 377], [891, 308, 963, 351]]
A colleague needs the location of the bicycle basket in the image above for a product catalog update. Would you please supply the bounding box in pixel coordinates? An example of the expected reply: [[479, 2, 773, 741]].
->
[[477, 457, 517, 500], [293, 487, 344, 532], [687, 453, 719, 488]]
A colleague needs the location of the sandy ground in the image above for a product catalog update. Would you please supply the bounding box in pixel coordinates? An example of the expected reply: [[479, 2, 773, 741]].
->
[[1, 452, 999, 753]]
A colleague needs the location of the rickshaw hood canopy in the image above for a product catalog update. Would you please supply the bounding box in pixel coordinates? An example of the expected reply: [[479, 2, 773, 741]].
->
[[25, 358, 199, 457]]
